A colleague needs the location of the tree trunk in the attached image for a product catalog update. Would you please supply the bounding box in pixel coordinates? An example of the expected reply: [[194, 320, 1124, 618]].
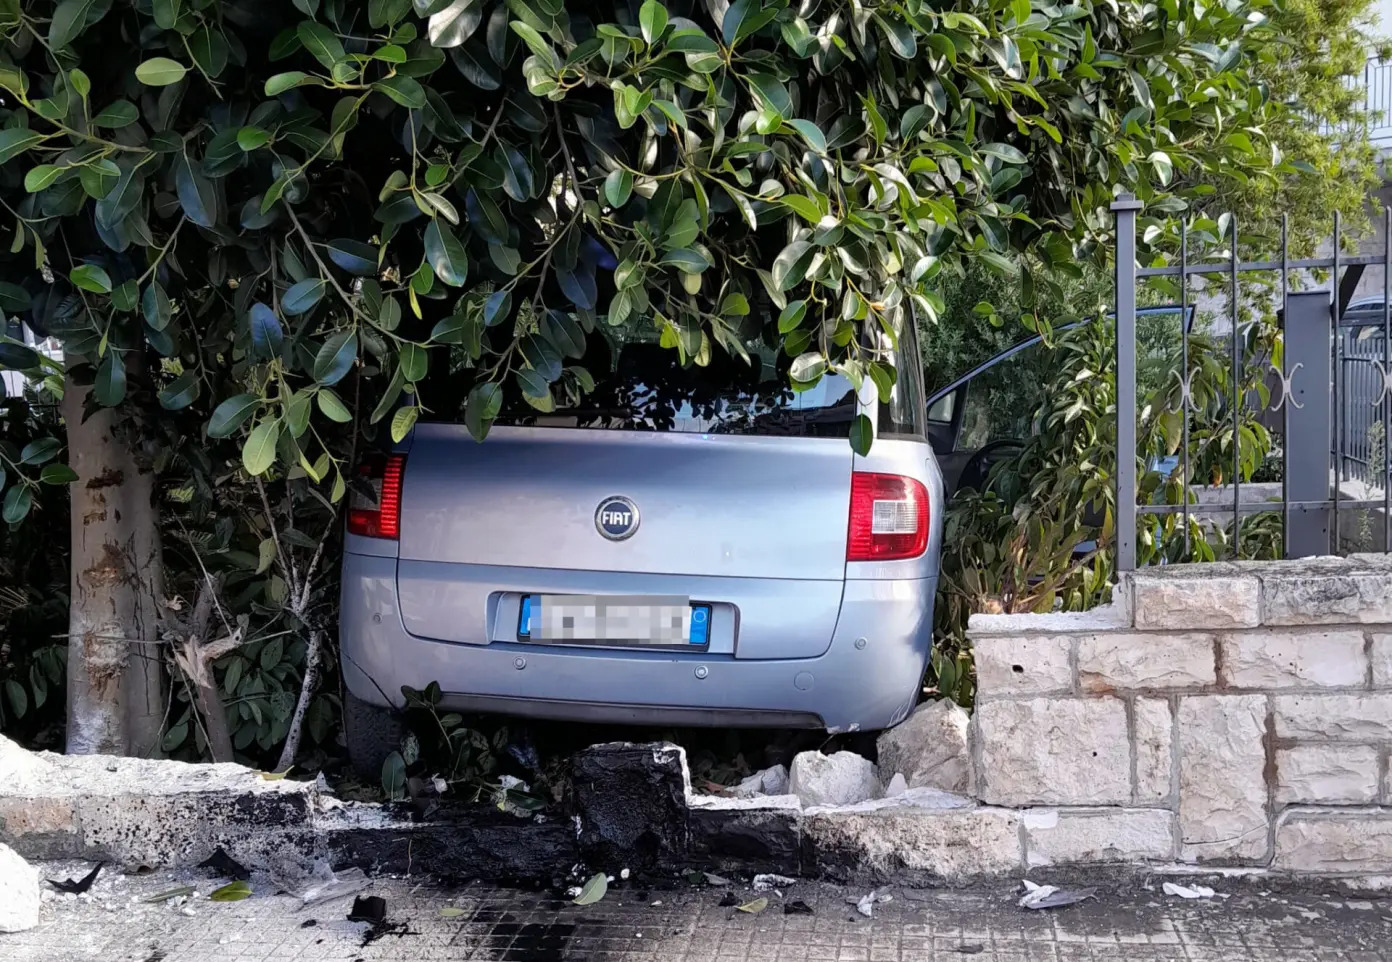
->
[[62, 369, 167, 756]]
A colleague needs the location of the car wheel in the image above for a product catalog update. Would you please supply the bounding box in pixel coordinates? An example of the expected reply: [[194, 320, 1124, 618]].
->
[[343, 690, 407, 780]]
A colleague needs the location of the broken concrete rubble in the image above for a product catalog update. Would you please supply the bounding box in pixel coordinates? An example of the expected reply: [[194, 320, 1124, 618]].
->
[[0, 843, 40, 933], [874, 699, 971, 793], [788, 751, 880, 808], [731, 764, 789, 798]]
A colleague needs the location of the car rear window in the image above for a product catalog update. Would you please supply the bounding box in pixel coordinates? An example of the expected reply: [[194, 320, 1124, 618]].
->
[[500, 340, 860, 438]]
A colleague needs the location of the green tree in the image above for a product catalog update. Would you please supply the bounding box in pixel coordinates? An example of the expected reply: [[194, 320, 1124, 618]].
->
[[0, 0, 1334, 757]]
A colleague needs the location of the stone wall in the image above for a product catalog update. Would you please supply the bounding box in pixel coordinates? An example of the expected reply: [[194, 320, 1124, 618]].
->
[[969, 556, 1392, 875]]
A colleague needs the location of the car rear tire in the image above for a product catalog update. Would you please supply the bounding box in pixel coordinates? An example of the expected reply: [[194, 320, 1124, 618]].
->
[[343, 691, 406, 780]]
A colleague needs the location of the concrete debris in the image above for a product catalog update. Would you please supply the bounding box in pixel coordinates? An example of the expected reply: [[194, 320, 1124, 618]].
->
[[0, 735, 51, 794], [731, 765, 790, 798], [850, 889, 892, 918], [753, 874, 798, 892], [875, 700, 971, 794], [1163, 881, 1216, 899], [0, 843, 40, 932], [789, 751, 880, 808], [884, 773, 909, 798], [1018, 880, 1096, 910]]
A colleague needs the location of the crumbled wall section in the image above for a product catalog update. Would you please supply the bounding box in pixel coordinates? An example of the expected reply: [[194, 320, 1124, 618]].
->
[[968, 555, 1392, 875]]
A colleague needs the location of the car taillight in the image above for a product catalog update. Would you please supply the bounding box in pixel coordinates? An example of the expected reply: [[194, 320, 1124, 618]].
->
[[847, 472, 929, 562], [347, 454, 405, 539]]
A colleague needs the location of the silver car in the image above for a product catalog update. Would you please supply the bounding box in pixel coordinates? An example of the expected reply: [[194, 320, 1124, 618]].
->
[[339, 328, 944, 770]]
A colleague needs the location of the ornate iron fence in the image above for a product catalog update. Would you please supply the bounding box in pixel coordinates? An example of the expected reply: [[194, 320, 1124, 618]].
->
[[1113, 195, 1392, 571]]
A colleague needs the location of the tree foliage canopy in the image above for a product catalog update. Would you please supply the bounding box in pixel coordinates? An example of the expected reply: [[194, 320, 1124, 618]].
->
[[0, 0, 1318, 483]]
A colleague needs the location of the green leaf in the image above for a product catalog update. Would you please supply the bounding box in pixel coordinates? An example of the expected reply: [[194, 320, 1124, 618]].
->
[[24, 165, 62, 193], [381, 750, 407, 799], [70, 264, 113, 293], [573, 873, 608, 906], [313, 330, 357, 385], [143, 282, 172, 331], [158, 370, 200, 411], [423, 220, 469, 286], [297, 21, 345, 69], [790, 352, 826, 383], [391, 405, 419, 442], [135, 57, 188, 87], [786, 119, 826, 154], [604, 169, 634, 208], [2, 486, 32, 525], [49, 0, 101, 49], [237, 126, 271, 151], [152, 0, 182, 29], [428, 0, 483, 48], [327, 239, 378, 275], [175, 154, 218, 228], [209, 881, 253, 902], [849, 413, 873, 456], [39, 463, 80, 485], [282, 279, 326, 315], [1149, 150, 1174, 186], [375, 75, 427, 108], [265, 71, 312, 96], [771, 240, 814, 291], [0, 129, 48, 167], [737, 897, 768, 914], [91, 100, 138, 128], [464, 381, 502, 440], [317, 389, 353, 422], [249, 302, 283, 360], [483, 289, 512, 327], [95, 351, 126, 406], [19, 438, 61, 465], [208, 394, 261, 438], [241, 419, 281, 476], [778, 300, 806, 333], [640, 0, 668, 44], [981, 142, 1027, 165]]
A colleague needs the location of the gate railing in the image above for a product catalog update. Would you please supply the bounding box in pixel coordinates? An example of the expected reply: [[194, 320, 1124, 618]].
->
[[1113, 194, 1392, 571]]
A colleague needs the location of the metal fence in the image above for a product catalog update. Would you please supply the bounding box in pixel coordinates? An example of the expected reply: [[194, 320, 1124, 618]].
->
[[1320, 56, 1392, 150], [1113, 195, 1392, 571]]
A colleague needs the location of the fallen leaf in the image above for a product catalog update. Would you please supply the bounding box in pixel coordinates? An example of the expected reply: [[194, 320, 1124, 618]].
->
[[573, 872, 608, 906], [259, 767, 293, 780], [47, 863, 102, 894], [142, 885, 194, 903], [209, 880, 253, 902], [439, 906, 467, 918], [703, 872, 732, 886], [737, 897, 769, 914]]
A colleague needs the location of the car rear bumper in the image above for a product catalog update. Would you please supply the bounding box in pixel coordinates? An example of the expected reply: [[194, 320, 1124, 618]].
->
[[339, 552, 936, 733]]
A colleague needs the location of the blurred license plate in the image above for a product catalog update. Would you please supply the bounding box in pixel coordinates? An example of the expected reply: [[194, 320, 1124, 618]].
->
[[518, 595, 711, 646]]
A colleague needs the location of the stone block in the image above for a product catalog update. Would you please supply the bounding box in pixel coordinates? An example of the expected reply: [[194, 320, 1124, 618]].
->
[[1273, 809, 1392, 873], [1220, 630, 1367, 689], [974, 697, 1130, 806], [1276, 746, 1380, 805], [1022, 809, 1176, 867], [1132, 575, 1260, 630], [573, 742, 689, 871], [1078, 634, 1215, 692], [76, 791, 314, 866], [0, 796, 81, 860], [0, 843, 39, 933], [1373, 633, 1392, 688], [1177, 695, 1269, 862], [1133, 698, 1174, 805], [1261, 569, 1392, 625], [802, 806, 1021, 882], [689, 806, 801, 876], [972, 635, 1073, 696], [875, 700, 970, 793], [789, 751, 880, 808], [1275, 694, 1392, 740]]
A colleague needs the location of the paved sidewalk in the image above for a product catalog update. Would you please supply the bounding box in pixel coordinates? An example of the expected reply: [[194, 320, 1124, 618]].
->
[[5, 863, 1392, 961]]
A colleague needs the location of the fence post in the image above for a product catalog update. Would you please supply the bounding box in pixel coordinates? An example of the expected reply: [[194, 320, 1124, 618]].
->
[[1113, 194, 1143, 573]]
